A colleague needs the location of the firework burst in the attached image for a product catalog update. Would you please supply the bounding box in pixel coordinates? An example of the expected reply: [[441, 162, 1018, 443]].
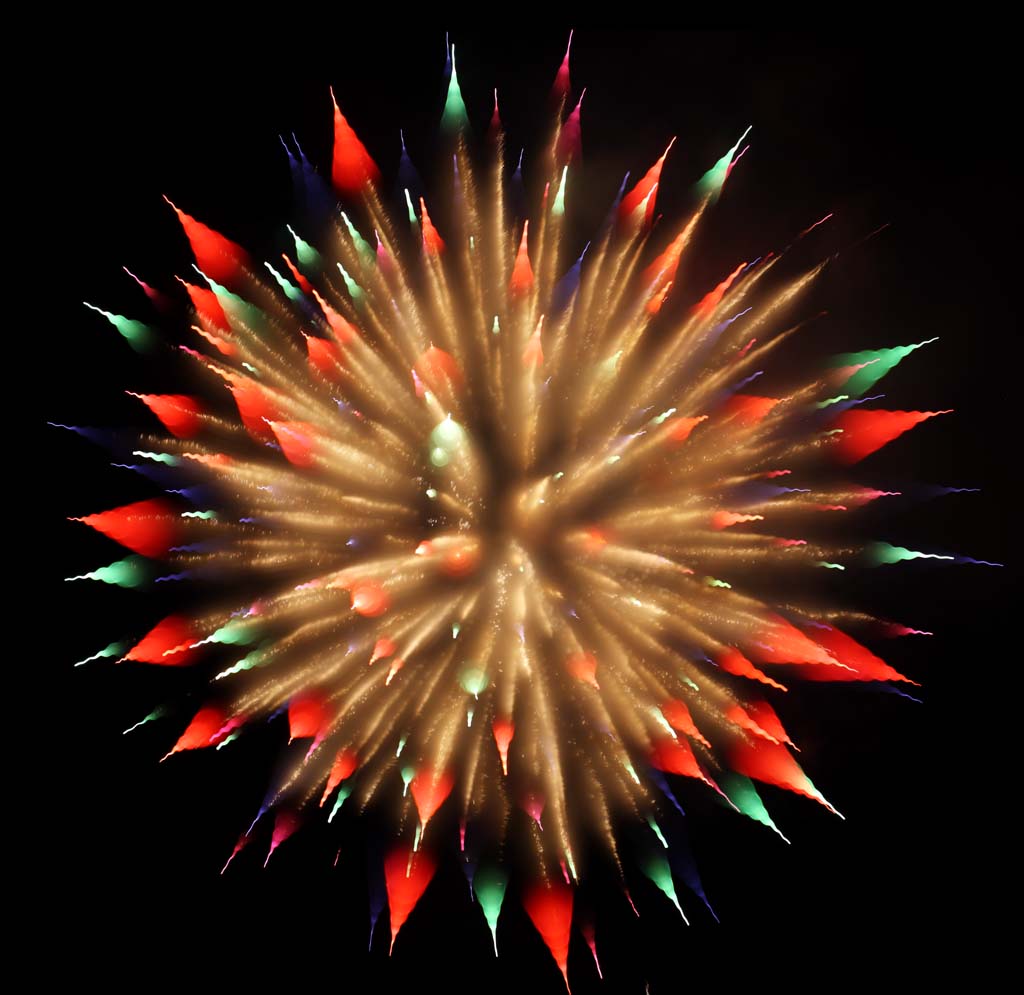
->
[[61, 35, 996, 988]]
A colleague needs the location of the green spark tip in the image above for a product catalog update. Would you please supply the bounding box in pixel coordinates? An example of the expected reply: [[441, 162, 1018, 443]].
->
[[830, 339, 938, 396], [75, 642, 125, 667], [459, 667, 489, 697], [84, 302, 156, 352], [265, 261, 304, 302], [866, 541, 955, 566], [442, 46, 469, 131], [328, 784, 352, 822], [552, 166, 568, 217], [65, 555, 148, 589], [287, 225, 322, 269]]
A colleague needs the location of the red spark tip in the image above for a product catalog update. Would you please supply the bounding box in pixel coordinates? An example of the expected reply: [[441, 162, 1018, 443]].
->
[[411, 767, 455, 830], [167, 706, 229, 757], [566, 651, 599, 689], [350, 580, 390, 618], [130, 393, 204, 438], [125, 615, 200, 666], [419, 198, 446, 255], [331, 94, 381, 197], [288, 695, 329, 742], [831, 409, 953, 464], [384, 846, 437, 953], [165, 199, 249, 285], [619, 144, 674, 227], [523, 880, 574, 988], [510, 223, 534, 297], [75, 498, 180, 559], [551, 31, 573, 101]]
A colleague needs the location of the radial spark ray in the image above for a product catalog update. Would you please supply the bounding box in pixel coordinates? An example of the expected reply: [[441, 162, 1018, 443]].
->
[[65, 36, 990, 986]]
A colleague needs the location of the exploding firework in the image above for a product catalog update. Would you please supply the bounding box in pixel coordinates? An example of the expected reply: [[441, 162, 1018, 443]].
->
[[59, 34, 998, 990]]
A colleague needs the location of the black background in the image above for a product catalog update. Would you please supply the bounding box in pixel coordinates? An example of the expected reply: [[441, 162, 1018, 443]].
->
[[42, 28, 1013, 991]]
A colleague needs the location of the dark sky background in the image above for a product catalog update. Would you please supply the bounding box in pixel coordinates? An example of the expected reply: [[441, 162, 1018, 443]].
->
[[42, 28, 1012, 991]]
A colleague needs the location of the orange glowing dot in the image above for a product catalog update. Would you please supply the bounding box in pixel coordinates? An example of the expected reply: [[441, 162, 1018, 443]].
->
[[351, 581, 390, 617]]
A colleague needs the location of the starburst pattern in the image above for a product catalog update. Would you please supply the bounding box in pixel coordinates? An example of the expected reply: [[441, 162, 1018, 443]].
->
[[64, 37, 993, 984]]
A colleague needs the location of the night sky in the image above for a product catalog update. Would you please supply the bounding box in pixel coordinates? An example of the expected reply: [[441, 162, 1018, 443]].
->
[[43, 29, 1012, 991]]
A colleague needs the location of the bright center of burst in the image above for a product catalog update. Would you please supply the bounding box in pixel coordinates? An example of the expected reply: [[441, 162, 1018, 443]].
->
[[501, 478, 554, 552], [428, 413, 565, 578]]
